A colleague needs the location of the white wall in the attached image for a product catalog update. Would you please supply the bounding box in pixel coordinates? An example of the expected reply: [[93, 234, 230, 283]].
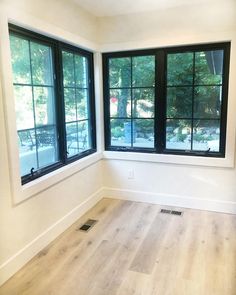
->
[[99, 0, 236, 50], [2, 0, 99, 45], [101, 0, 236, 212], [0, 0, 103, 286]]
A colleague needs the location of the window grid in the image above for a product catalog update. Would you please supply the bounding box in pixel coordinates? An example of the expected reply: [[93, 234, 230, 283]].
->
[[103, 43, 230, 157], [108, 55, 156, 149], [62, 50, 91, 157], [166, 51, 224, 153], [9, 24, 96, 184]]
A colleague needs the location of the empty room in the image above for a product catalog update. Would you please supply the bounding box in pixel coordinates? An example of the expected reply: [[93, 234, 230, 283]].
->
[[0, 0, 235, 294]]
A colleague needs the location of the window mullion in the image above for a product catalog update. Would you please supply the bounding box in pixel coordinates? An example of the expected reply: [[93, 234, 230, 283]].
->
[[191, 52, 196, 151], [28, 40, 40, 172], [156, 50, 166, 153], [131, 57, 133, 148], [54, 43, 67, 164]]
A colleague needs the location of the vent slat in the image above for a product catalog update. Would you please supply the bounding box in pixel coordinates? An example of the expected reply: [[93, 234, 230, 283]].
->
[[171, 210, 183, 216], [160, 209, 183, 216], [79, 219, 97, 232], [160, 209, 171, 214]]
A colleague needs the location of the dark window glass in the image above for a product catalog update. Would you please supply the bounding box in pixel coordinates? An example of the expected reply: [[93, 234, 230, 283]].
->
[[103, 43, 230, 157], [9, 25, 96, 184], [109, 57, 131, 88], [167, 52, 193, 86], [107, 55, 155, 149], [166, 49, 224, 153]]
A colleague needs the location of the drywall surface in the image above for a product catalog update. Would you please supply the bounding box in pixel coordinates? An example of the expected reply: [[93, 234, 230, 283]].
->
[[1, 0, 98, 46], [100, 0, 236, 209], [99, 0, 236, 49], [102, 159, 236, 212]]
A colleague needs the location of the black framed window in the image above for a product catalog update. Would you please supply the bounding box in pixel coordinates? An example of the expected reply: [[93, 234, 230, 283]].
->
[[103, 43, 230, 157], [62, 49, 92, 158], [108, 55, 155, 150], [9, 25, 96, 184]]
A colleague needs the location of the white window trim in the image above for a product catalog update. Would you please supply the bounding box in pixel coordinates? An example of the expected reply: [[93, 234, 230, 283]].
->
[[103, 149, 235, 168]]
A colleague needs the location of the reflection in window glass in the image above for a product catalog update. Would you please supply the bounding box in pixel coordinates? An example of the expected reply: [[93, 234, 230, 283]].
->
[[10, 34, 59, 177]]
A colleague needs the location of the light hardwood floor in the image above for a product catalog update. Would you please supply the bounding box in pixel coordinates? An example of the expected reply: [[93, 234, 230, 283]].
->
[[0, 198, 236, 295]]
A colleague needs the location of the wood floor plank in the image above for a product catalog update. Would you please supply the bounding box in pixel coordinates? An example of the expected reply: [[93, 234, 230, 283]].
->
[[129, 210, 171, 274], [0, 199, 236, 295]]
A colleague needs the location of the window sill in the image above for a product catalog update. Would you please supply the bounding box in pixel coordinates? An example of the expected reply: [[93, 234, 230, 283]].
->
[[103, 151, 234, 168], [13, 152, 103, 205]]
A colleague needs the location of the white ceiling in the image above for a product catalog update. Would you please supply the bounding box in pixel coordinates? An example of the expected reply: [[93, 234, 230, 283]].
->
[[72, 0, 211, 17]]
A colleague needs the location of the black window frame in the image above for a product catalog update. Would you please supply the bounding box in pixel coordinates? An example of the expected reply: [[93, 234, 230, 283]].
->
[[103, 42, 230, 158], [9, 24, 96, 185]]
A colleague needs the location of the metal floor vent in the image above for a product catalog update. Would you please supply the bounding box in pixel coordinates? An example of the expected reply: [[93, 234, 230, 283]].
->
[[160, 209, 183, 216], [79, 219, 97, 232]]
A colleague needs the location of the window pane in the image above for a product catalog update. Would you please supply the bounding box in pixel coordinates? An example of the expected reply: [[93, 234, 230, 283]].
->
[[167, 53, 193, 86], [14, 85, 34, 129], [19, 140, 37, 177], [75, 55, 88, 88], [34, 87, 56, 126], [195, 50, 223, 85], [193, 120, 220, 152], [10, 35, 31, 84], [110, 89, 131, 118], [63, 49, 94, 158], [194, 86, 221, 119], [64, 88, 76, 122], [66, 121, 91, 157], [109, 58, 131, 88], [132, 56, 155, 87], [133, 88, 154, 118], [166, 87, 192, 118], [133, 119, 154, 148], [110, 119, 131, 147], [10, 34, 58, 178], [62, 51, 75, 87], [36, 125, 58, 167], [166, 119, 191, 150], [77, 120, 91, 152], [31, 42, 53, 85], [66, 122, 78, 157], [76, 89, 89, 120]]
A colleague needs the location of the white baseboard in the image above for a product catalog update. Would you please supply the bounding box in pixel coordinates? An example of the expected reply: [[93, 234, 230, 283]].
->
[[103, 187, 236, 215], [0, 188, 103, 287]]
